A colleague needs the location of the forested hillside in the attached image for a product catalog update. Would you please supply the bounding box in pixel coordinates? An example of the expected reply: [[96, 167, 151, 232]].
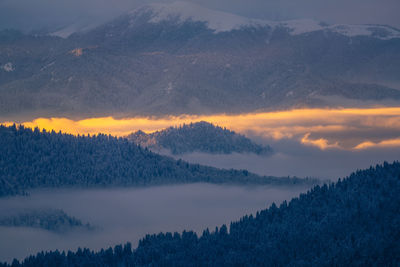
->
[[0, 209, 93, 233], [0, 125, 312, 197], [1, 2, 400, 120], [128, 121, 272, 155], [4, 161, 399, 266]]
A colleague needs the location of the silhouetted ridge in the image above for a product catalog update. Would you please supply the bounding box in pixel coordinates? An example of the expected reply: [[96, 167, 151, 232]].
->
[[128, 121, 272, 155], [0, 125, 312, 197], [3, 162, 399, 266]]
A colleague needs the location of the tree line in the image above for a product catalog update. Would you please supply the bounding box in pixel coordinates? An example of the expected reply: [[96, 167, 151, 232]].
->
[[3, 161, 399, 266], [0, 125, 314, 197]]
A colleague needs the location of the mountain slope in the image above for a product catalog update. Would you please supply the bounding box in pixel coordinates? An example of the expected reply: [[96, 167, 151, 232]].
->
[[5, 162, 400, 266], [0, 125, 313, 197], [127, 121, 272, 155], [1, 2, 400, 120]]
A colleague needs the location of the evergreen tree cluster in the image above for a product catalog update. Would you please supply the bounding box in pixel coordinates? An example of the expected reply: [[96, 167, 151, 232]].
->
[[0, 125, 310, 197], [4, 162, 400, 266], [128, 121, 273, 155], [0, 209, 93, 233]]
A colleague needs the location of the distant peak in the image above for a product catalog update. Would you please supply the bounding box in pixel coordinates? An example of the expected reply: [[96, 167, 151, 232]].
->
[[129, 1, 269, 33], [128, 1, 400, 39]]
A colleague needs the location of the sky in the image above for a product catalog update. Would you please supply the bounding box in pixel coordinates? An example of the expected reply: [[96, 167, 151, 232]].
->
[[0, 0, 399, 33]]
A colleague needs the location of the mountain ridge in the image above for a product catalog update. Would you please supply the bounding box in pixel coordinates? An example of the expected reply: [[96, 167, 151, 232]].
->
[[0, 124, 315, 197], [1, 1, 400, 120], [127, 121, 272, 155], [53, 2, 400, 40]]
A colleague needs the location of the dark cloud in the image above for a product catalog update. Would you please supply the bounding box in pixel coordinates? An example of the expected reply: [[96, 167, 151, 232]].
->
[[0, 0, 399, 33]]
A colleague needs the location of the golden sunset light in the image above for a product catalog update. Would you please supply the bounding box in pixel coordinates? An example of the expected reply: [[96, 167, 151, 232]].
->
[[4, 107, 400, 151]]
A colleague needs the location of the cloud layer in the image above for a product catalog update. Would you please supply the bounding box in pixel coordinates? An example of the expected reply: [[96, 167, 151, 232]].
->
[[4, 107, 400, 151], [0, 184, 307, 262]]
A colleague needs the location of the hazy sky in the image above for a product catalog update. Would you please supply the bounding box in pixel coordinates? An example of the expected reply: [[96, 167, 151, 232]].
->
[[0, 0, 399, 33]]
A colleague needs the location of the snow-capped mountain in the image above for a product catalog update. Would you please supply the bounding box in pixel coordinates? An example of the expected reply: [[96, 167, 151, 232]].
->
[[51, 20, 101, 38], [53, 1, 400, 40], [1, 1, 400, 120], [129, 1, 271, 33], [125, 1, 400, 40]]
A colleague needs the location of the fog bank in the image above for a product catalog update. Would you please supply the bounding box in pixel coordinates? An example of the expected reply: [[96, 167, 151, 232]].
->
[[0, 184, 309, 263], [170, 138, 400, 180]]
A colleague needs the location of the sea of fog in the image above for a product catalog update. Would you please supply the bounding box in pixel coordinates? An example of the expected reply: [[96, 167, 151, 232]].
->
[[0, 183, 310, 263], [165, 139, 400, 180]]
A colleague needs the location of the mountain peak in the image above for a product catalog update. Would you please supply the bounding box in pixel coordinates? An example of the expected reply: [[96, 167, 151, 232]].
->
[[50, 1, 400, 39], [129, 1, 269, 33], [127, 1, 400, 39], [127, 121, 273, 155]]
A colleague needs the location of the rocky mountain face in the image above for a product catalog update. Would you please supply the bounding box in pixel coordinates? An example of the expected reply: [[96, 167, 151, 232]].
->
[[1, 2, 400, 120]]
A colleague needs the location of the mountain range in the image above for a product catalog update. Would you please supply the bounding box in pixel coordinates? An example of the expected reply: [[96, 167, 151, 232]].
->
[[1, 1, 400, 120]]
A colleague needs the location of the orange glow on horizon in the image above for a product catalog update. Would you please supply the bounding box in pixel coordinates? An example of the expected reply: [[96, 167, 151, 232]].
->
[[2, 107, 400, 151], [354, 138, 400, 150]]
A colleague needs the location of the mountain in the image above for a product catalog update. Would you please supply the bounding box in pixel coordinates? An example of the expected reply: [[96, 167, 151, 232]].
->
[[4, 161, 399, 266], [1, 2, 400, 120], [59, 2, 400, 40], [0, 125, 314, 197], [127, 121, 272, 155]]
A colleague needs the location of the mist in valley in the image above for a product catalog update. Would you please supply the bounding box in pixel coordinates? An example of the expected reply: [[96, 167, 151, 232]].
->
[[161, 137, 399, 181], [0, 183, 310, 263]]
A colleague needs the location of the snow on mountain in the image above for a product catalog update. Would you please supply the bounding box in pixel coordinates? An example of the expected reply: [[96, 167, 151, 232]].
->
[[281, 20, 400, 39], [279, 19, 324, 35], [129, 1, 270, 33], [47, 1, 400, 40], [129, 1, 400, 40], [50, 19, 107, 38], [51, 24, 83, 38], [328, 24, 400, 40]]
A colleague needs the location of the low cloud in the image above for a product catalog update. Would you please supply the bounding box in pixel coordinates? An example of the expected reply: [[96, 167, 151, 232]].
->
[[4, 107, 400, 151], [354, 138, 400, 150], [171, 139, 400, 180], [300, 133, 340, 150], [0, 184, 307, 262]]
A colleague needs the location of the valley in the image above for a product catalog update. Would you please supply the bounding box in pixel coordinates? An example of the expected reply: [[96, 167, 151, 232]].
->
[[0, 1, 399, 265]]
